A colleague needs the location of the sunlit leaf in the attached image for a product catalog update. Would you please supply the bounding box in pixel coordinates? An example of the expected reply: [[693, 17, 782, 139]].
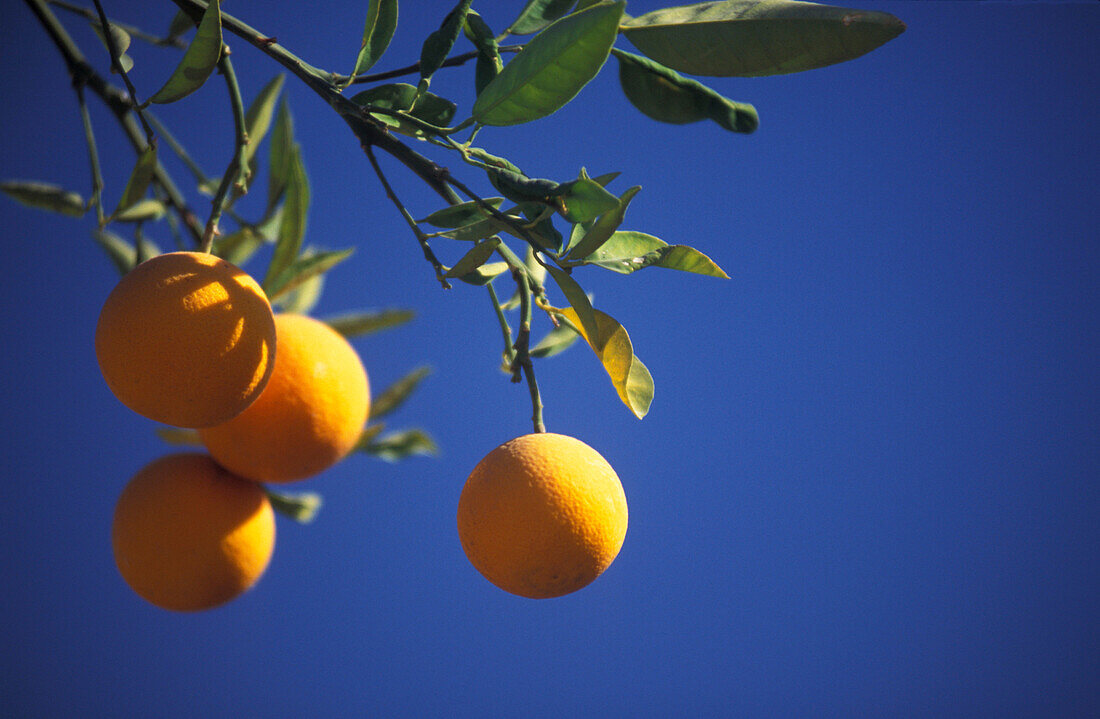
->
[[325, 309, 416, 338], [266, 247, 353, 301], [243, 75, 285, 166], [621, 0, 906, 77], [265, 489, 323, 524], [473, 1, 625, 126], [584, 230, 729, 278], [420, 198, 505, 228], [91, 22, 133, 73], [147, 0, 222, 104], [369, 366, 432, 420], [457, 261, 510, 286], [113, 146, 158, 217], [445, 238, 502, 278], [554, 174, 620, 223], [351, 0, 399, 77], [360, 428, 439, 462], [565, 184, 640, 258], [1, 181, 85, 217], [558, 307, 654, 418], [508, 0, 577, 35], [614, 49, 758, 133]]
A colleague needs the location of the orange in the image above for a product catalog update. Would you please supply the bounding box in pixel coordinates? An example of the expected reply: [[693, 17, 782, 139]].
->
[[456, 433, 628, 599], [111, 453, 276, 612], [198, 313, 370, 483], [95, 251, 276, 428]]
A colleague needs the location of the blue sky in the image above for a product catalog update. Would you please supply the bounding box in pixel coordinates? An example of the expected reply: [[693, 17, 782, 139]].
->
[[1, 1, 1097, 716]]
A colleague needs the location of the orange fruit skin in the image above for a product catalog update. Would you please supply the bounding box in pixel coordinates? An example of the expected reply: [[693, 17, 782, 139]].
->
[[111, 453, 276, 612], [457, 433, 628, 599], [95, 251, 276, 428], [199, 314, 370, 483]]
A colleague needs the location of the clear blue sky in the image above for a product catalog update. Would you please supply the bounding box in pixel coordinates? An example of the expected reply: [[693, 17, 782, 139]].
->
[[1, 1, 1097, 716]]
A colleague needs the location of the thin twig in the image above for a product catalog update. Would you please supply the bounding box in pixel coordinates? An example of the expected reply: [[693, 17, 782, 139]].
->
[[364, 144, 451, 289], [486, 283, 515, 367], [91, 0, 155, 145], [200, 52, 248, 254], [48, 0, 187, 48]]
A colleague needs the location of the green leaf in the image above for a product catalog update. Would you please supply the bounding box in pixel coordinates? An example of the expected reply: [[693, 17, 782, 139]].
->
[[264, 143, 309, 289], [265, 489, 323, 524], [112, 198, 166, 223], [91, 22, 133, 73], [614, 49, 758, 133], [354, 423, 387, 451], [456, 261, 510, 286], [486, 168, 560, 204], [325, 309, 415, 338], [92, 229, 137, 274], [445, 238, 502, 278], [1, 181, 85, 217], [351, 0, 399, 77], [420, 198, 505, 228], [350, 83, 457, 138], [565, 184, 640, 258], [473, 1, 625, 126], [147, 0, 222, 104], [266, 247, 353, 301], [369, 366, 432, 420], [267, 98, 295, 212], [243, 75, 285, 166], [420, 0, 475, 81], [113, 146, 158, 217], [508, 0, 578, 35], [621, 0, 906, 77], [558, 306, 654, 418], [554, 175, 620, 223], [518, 202, 563, 252], [530, 321, 580, 358], [440, 216, 507, 243], [584, 230, 729, 278], [545, 265, 599, 345], [211, 226, 264, 267], [590, 171, 621, 187], [360, 429, 438, 462], [154, 427, 201, 446]]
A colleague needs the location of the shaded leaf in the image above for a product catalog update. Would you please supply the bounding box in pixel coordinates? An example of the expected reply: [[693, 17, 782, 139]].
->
[[614, 49, 758, 133], [147, 0, 222, 104], [420, 0, 475, 81], [440, 216, 508, 243], [243, 75, 285, 166], [325, 309, 415, 338], [360, 429, 439, 462], [508, 0, 577, 35], [369, 366, 432, 420], [565, 184, 640, 258], [486, 168, 560, 204], [266, 247, 353, 300], [1, 181, 85, 217], [211, 226, 264, 267], [354, 423, 387, 451], [264, 144, 309, 289], [265, 489, 323, 524], [113, 146, 158, 216], [473, 1, 625, 126], [558, 307, 654, 418], [351, 0, 399, 77], [621, 0, 906, 77], [545, 265, 599, 345], [530, 321, 580, 358], [112, 198, 166, 223], [267, 98, 294, 212], [445, 238, 502, 278], [91, 22, 133, 73], [420, 198, 504, 228], [167, 9, 194, 40], [350, 83, 457, 138], [465, 12, 503, 94], [92, 229, 138, 274]]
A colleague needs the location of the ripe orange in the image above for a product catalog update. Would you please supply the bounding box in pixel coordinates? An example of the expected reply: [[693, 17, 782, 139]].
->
[[111, 453, 276, 612], [198, 313, 370, 483], [456, 433, 628, 599], [95, 251, 276, 428]]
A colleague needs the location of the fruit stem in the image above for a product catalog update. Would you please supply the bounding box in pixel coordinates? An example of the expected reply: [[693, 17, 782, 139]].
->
[[511, 270, 545, 434]]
